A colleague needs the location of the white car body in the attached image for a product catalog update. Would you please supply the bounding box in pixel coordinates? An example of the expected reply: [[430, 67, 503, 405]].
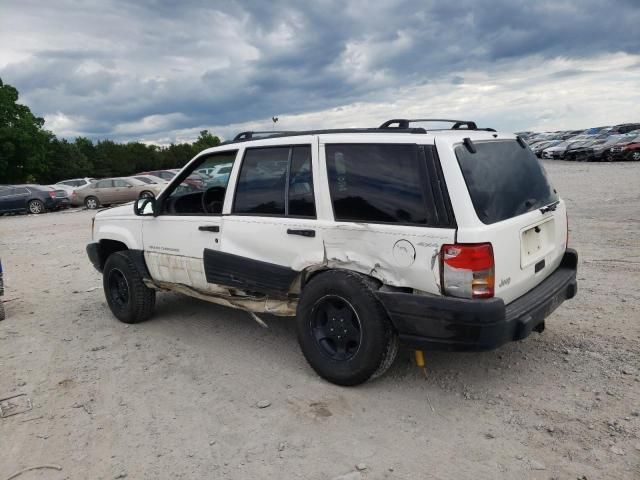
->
[[89, 123, 577, 384], [92, 129, 569, 308]]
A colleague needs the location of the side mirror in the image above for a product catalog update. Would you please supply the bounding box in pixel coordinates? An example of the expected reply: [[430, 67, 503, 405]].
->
[[134, 194, 156, 216]]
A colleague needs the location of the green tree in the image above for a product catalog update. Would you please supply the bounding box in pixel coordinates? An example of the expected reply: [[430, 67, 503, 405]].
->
[[192, 130, 220, 154], [0, 78, 52, 183], [159, 142, 197, 169], [44, 138, 91, 183]]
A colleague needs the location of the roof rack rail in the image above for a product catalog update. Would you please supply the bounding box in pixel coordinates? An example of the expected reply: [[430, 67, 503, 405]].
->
[[224, 119, 496, 145], [223, 127, 429, 145], [379, 118, 480, 130], [233, 131, 294, 141]]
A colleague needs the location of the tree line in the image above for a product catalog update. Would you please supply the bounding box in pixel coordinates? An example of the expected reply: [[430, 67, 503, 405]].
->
[[0, 78, 220, 185]]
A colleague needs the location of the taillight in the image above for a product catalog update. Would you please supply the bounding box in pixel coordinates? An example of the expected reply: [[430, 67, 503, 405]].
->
[[48, 191, 56, 199], [441, 243, 494, 299]]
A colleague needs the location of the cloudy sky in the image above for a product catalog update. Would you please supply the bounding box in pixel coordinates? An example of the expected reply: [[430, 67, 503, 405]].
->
[[1, 0, 639, 143]]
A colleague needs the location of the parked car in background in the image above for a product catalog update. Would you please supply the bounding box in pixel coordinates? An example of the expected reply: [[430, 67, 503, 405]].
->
[[564, 137, 607, 161], [559, 130, 585, 140], [531, 140, 562, 157], [55, 177, 95, 192], [139, 169, 204, 191], [132, 174, 168, 185], [0, 185, 69, 214], [197, 163, 233, 178], [138, 170, 177, 182], [606, 134, 640, 161], [590, 134, 638, 161], [620, 140, 640, 161], [609, 123, 640, 134], [73, 177, 164, 209], [541, 139, 581, 159]]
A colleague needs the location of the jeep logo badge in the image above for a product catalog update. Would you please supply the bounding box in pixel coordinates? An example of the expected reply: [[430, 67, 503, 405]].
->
[[499, 277, 511, 288]]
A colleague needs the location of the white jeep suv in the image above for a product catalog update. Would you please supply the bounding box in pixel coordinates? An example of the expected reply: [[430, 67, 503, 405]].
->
[[87, 119, 578, 386]]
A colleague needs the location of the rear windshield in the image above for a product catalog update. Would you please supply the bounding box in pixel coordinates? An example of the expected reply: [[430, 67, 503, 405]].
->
[[455, 140, 558, 224]]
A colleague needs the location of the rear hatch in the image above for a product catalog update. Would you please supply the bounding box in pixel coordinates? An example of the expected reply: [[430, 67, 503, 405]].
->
[[445, 137, 568, 304]]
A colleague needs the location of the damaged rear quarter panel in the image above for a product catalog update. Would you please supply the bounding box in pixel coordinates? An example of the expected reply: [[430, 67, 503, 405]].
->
[[320, 221, 455, 293]]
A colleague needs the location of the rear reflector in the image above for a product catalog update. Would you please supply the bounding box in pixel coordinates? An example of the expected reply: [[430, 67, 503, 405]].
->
[[441, 243, 494, 299], [48, 191, 56, 199]]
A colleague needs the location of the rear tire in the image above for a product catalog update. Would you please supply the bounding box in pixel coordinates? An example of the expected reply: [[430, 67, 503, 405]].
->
[[296, 270, 398, 386], [85, 196, 99, 209], [140, 190, 154, 198], [103, 251, 155, 324], [28, 199, 44, 214]]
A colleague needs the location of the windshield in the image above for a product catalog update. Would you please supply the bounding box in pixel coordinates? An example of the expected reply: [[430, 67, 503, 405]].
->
[[455, 140, 559, 224]]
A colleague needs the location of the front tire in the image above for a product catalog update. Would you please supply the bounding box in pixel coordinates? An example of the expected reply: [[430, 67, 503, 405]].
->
[[28, 199, 44, 214], [296, 270, 398, 386], [103, 251, 156, 324]]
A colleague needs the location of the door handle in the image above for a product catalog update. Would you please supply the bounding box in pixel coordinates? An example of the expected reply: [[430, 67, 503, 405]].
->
[[287, 229, 315, 237], [198, 225, 220, 232]]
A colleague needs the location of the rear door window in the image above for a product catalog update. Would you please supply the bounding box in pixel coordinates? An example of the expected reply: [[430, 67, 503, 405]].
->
[[96, 180, 113, 189], [325, 144, 432, 225], [455, 140, 559, 224]]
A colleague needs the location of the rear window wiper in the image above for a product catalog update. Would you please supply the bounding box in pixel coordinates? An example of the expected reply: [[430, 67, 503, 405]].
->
[[539, 200, 560, 214]]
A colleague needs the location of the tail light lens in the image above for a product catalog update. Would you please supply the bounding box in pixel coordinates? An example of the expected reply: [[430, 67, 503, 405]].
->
[[441, 243, 494, 299], [48, 191, 56, 199]]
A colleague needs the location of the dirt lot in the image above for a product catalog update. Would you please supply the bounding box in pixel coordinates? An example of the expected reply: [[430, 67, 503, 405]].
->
[[0, 160, 639, 479]]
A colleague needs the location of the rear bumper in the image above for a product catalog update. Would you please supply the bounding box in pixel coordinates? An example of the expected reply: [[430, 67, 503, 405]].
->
[[53, 198, 70, 209], [376, 249, 578, 351]]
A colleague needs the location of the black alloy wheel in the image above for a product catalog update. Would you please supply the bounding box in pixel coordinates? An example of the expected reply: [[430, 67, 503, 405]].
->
[[108, 268, 130, 310], [102, 251, 156, 323], [310, 295, 362, 361]]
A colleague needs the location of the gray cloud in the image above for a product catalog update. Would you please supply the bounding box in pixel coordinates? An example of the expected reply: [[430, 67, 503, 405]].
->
[[1, 0, 639, 142]]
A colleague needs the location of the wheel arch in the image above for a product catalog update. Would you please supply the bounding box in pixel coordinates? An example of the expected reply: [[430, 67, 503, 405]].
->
[[98, 239, 128, 268], [296, 266, 383, 294], [92, 241, 151, 281]]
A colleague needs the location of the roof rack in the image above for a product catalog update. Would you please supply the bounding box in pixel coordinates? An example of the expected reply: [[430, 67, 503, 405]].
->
[[233, 131, 294, 141], [222, 127, 427, 145], [224, 118, 495, 145], [379, 118, 479, 130]]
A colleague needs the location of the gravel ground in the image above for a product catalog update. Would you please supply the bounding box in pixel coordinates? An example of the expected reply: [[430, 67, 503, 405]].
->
[[0, 160, 639, 480]]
